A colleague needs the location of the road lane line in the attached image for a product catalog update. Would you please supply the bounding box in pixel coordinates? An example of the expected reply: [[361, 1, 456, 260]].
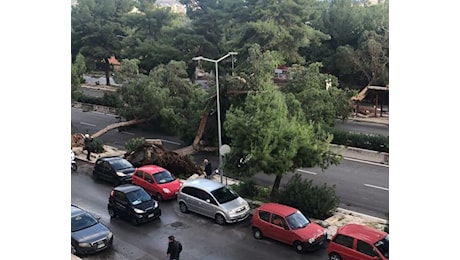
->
[[120, 131, 135, 135], [344, 157, 389, 168], [296, 169, 317, 175], [80, 122, 96, 127], [364, 184, 389, 191], [161, 139, 181, 145]]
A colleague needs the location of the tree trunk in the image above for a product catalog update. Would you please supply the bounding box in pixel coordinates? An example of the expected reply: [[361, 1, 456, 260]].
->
[[104, 57, 111, 86], [270, 174, 283, 200], [91, 119, 147, 138]]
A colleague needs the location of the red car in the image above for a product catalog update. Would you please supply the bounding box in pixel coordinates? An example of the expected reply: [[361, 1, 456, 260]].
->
[[131, 165, 182, 201], [251, 202, 327, 253], [326, 223, 389, 260]]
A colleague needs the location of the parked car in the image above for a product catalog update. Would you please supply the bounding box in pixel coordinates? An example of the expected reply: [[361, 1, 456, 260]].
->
[[71, 204, 113, 256], [107, 184, 161, 225], [251, 202, 327, 253], [326, 223, 389, 260], [131, 165, 182, 201], [93, 156, 136, 185], [177, 178, 250, 225]]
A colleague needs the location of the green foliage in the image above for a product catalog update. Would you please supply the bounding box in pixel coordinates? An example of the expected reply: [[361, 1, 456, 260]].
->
[[231, 179, 259, 198], [77, 93, 122, 108], [92, 138, 105, 154], [277, 174, 340, 220], [125, 137, 145, 153], [71, 53, 86, 100], [224, 46, 341, 196], [330, 129, 388, 153], [117, 59, 207, 138]]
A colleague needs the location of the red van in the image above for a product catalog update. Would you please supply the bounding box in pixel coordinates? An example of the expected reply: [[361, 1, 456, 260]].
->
[[251, 203, 327, 253], [131, 165, 182, 201], [327, 223, 389, 260]]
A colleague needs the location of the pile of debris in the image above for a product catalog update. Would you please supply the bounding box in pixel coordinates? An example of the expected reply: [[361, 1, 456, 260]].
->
[[71, 133, 85, 148], [124, 139, 204, 179]]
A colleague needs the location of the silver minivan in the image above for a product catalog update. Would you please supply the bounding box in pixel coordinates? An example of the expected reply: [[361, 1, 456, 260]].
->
[[177, 178, 251, 225]]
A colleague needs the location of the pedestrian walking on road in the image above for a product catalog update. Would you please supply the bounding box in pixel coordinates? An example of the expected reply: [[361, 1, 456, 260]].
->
[[203, 158, 212, 179], [83, 134, 94, 161], [166, 235, 182, 260]]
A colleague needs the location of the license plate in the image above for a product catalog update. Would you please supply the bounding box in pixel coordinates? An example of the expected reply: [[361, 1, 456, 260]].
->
[[97, 243, 106, 248], [148, 213, 154, 218]]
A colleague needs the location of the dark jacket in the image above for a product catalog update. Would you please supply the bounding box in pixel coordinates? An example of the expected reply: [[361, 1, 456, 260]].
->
[[204, 162, 212, 177], [167, 240, 181, 259], [84, 137, 93, 152]]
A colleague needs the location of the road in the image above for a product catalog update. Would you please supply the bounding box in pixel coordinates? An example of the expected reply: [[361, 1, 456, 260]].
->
[[333, 119, 388, 136], [71, 108, 389, 219], [72, 163, 330, 260]]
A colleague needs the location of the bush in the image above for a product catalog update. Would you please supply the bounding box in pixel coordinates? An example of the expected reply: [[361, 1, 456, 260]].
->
[[277, 174, 340, 220], [92, 138, 105, 153], [330, 129, 388, 153], [125, 137, 145, 153], [77, 93, 122, 108]]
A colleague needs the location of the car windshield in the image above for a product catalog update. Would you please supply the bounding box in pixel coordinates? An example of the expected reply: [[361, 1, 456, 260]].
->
[[153, 170, 175, 184], [286, 210, 310, 230], [211, 186, 239, 204], [71, 213, 98, 232], [111, 159, 133, 171], [126, 189, 151, 206], [374, 235, 389, 258]]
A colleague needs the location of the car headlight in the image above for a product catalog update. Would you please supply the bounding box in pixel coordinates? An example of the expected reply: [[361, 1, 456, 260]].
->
[[308, 237, 316, 244], [116, 171, 126, 177], [108, 232, 113, 239], [162, 188, 171, 193], [78, 242, 91, 248], [134, 208, 145, 214]]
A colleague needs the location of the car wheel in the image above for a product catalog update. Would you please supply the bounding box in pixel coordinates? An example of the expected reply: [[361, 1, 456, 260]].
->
[[329, 253, 342, 260], [179, 202, 188, 213], [130, 215, 139, 226], [215, 214, 226, 225], [155, 193, 163, 202], [108, 206, 117, 218], [252, 227, 263, 239], [294, 241, 305, 253]]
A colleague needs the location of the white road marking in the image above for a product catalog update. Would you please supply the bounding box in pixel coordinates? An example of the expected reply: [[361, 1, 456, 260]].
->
[[120, 131, 135, 135], [344, 157, 389, 168], [296, 169, 317, 175], [161, 139, 181, 145], [80, 122, 96, 127], [364, 184, 389, 191]]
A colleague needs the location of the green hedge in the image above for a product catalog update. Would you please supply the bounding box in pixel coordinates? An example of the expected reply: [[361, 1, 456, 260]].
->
[[77, 93, 122, 108], [330, 129, 389, 153]]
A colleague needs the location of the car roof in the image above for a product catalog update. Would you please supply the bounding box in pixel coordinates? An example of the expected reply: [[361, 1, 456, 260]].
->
[[336, 223, 388, 244], [137, 165, 167, 174], [182, 178, 224, 192], [71, 204, 86, 217], [98, 156, 129, 163], [113, 184, 143, 193], [257, 203, 298, 216]]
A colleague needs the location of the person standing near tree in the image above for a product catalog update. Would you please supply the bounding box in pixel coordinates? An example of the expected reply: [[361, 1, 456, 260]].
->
[[83, 134, 93, 161], [203, 158, 212, 179], [166, 235, 182, 260]]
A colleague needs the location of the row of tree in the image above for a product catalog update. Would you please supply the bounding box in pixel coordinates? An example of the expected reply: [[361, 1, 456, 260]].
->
[[71, 0, 388, 195], [71, 0, 388, 88]]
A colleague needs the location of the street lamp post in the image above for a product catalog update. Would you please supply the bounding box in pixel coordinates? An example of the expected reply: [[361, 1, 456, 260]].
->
[[192, 52, 238, 183]]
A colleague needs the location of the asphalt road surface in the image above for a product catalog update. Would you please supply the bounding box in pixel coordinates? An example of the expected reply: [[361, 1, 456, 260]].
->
[[72, 163, 330, 260]]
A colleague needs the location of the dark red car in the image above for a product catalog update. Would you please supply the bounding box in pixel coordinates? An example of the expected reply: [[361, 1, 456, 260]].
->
[[251, 202, 327, 253], [326, 223, 389, 260], [131, 165, 182, 201]]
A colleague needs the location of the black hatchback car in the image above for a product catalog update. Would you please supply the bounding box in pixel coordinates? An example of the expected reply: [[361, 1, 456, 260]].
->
[[93, 156, 136, 185], [71, 204, 113, 256], [108, 184, 161, 225]]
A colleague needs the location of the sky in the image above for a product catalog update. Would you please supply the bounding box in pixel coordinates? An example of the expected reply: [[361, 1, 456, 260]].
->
[[0, 0, 458, 259]]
